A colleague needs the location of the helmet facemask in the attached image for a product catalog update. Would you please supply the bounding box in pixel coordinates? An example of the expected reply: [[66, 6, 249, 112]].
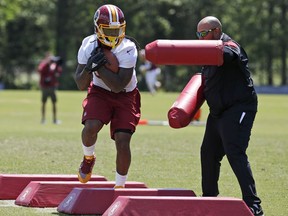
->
[[95, 21, 126, 48]]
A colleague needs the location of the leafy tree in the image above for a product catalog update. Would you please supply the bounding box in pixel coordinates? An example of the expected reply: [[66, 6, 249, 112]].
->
[[0, 0, 55, 88], [0, 0, 286, 89]]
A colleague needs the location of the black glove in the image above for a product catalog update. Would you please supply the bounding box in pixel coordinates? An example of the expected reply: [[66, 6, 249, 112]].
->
[[84, 48, 107, 73]]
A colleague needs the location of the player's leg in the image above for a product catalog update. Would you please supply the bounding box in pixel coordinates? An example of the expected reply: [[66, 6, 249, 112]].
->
[[145, 72, 156, 94], [41, 102, 46, 124], [78, 119, 103, 183], [114, 131, 132, 188], [50, 89, 59, 124], [201, 114, 225, 196], [78, 87, 110, 183], [151, 69, 161, 89], [111, 89, 141, 188], [41, 89, 48, 124]]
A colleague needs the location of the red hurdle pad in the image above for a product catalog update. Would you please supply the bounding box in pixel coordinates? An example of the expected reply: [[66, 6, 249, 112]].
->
[[57, 188, 196, 215], [14, 181, 147, 208], [103, 196, 254, 216], [0, 174, 107, 200]]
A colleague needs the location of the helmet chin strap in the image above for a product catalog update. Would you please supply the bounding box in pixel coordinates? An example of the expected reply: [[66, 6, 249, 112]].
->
[[98, 40, 112, 50]]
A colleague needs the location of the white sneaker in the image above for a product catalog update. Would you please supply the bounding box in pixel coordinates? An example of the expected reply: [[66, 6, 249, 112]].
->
[[53, 120, 62, 125]]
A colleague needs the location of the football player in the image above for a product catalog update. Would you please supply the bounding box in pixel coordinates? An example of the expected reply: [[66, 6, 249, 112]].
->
[[75, 4, 141, 188]]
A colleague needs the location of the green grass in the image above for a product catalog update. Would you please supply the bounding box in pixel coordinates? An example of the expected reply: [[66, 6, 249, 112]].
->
[[0, 90, 287, 215]]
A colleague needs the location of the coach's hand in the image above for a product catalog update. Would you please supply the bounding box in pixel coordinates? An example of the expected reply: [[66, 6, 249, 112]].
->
[[84, 48, 107, 73]]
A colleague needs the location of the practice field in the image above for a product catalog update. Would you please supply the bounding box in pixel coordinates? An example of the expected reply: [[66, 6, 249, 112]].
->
[[0, 90, 287, 215]]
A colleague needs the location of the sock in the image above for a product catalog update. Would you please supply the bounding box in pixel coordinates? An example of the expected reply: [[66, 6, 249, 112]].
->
[[115, 171, 127, 187], [82, 144, 95, 156]]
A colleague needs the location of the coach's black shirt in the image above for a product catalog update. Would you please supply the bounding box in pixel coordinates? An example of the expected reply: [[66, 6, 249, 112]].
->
[[201, 33, 257, 117]]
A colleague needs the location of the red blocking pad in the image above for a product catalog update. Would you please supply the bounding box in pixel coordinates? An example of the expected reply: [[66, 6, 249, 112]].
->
[[14, 181, 147, 207], [168, 73, 205, 128], [145, 40, 224, 66], [57, 188, 196, 215], [103, 196, 254, 216], [0, 174, 107, 200]]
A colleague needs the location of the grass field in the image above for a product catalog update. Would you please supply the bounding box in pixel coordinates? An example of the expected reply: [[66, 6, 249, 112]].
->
[[0, 90, 287, 215]]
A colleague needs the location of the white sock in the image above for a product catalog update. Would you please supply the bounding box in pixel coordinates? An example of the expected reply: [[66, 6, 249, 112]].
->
[[82, 144, 95, 156], [115, 171, 127, 187]]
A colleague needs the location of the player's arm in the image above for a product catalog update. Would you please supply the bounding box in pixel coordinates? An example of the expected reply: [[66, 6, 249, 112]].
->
[[97, 67, 133, 93], [74, 64, 92, 90], [75, 48, 108, 90]]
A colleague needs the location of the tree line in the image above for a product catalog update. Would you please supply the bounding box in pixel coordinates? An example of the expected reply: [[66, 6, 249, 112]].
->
[[0, 0, 287, 91]]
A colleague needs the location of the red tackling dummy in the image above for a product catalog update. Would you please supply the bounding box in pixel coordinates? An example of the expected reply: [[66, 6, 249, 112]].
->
[[168, 73, 205, 128], [145, 40, 223, 66]]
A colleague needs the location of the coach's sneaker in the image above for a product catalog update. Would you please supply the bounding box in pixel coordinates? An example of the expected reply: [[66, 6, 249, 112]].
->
[[78, 155, 96, 183], [249, 204, 264, 216]]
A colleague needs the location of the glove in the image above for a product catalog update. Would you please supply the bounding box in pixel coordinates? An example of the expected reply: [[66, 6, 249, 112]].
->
[[84, 48, 107, 73]]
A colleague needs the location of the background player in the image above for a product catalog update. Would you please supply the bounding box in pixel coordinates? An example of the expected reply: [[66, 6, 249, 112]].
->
[[38, 53, 62, 124], [138, 49, 161, 95]]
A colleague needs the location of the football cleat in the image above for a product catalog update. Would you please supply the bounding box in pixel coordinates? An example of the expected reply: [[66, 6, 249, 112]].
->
[[114, 185, 125, 189], [78, 155, 96, 183]]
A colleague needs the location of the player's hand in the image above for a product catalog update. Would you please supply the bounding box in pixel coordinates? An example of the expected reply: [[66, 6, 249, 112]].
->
[[84, 48, 107, 73]]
